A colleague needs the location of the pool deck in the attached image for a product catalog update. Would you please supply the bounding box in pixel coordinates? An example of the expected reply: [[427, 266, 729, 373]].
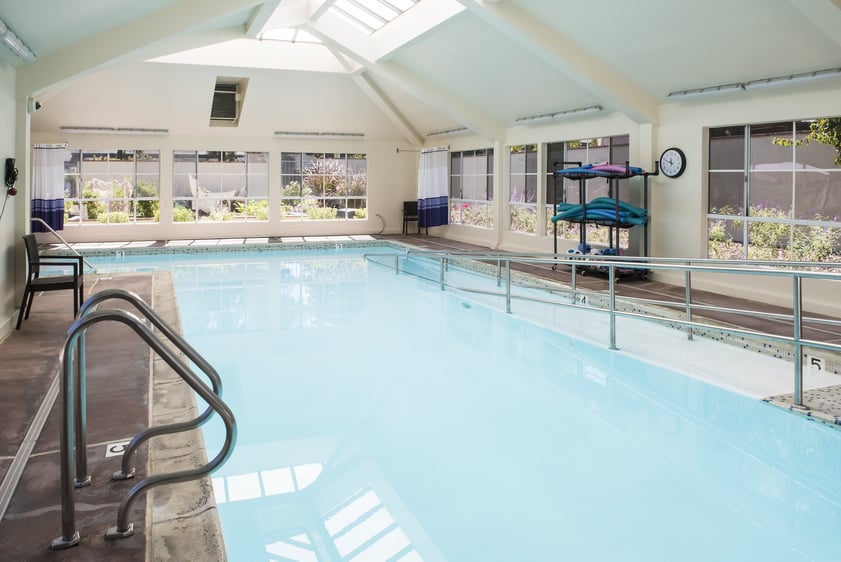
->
[[2, 233, 841, 560]]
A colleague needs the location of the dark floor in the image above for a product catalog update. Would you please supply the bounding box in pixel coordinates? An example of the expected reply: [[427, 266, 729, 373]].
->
[[0, 274, 153, 561], [2, 234, 841, 560]]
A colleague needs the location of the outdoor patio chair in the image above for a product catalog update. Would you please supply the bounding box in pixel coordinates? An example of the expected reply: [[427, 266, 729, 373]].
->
[[16, 233, 85, 329]]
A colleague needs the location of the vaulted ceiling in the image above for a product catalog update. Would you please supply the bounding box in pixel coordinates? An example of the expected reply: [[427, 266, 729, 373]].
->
[[4, 0, 841, 143]]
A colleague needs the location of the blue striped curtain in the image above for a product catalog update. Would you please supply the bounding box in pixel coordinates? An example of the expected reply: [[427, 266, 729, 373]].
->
[[417, 147, 449, 228], [31, 146, 69, 232]]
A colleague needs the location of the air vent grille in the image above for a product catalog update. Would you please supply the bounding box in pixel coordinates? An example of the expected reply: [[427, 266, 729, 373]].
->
[[211, 82, 237, 121]]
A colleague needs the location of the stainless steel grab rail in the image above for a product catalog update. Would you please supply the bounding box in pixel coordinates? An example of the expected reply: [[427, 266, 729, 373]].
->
[[50, 305, 236, 550], [75, 288, 223, 482], [365, 250, 841, 410], [30, 218, 98, 273]]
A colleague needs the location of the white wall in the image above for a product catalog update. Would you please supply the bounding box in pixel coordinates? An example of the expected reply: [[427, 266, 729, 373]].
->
[[0, 63, 17, 338]]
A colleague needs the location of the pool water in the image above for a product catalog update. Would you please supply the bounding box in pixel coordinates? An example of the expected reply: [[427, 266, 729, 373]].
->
[[91, 248, 841, 561]]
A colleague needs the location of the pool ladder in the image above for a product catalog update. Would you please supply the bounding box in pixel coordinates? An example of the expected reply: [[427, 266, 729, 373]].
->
[[49, 288, 237, 550]]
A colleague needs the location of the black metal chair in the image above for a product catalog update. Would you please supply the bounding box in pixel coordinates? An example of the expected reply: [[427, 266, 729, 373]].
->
[[16, 233, 85, 329], [402, 200, 419, 235]]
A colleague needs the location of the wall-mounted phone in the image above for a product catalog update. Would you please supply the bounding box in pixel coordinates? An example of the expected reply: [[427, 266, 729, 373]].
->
[[5, 158, 18, 196]]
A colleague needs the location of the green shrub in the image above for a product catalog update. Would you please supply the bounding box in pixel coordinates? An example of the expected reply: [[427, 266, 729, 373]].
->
[[209, 206, 237, 221], [353, 208, 367, 219], [509, 206, 536, 233], [134, 182, 159, 218], [235, 199, 269, 220], [172, 206, 195, 223], [306, 206, 337, 220], [81, 188, 105, 220], [98, 211, 129, 223], [708, 205, 841, 261]]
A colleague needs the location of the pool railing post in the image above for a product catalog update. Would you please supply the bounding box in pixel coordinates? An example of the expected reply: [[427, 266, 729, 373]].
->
[[505, 260, 511, 314], [609, 263, 617, 350], [439, 257, 446, 290], [73, 333, 91, 488], [685, 265, 694, 341], [497, 257, 502, 287], [394, 255, 400, 275], [793, 275, 806, 409], [50, 333, 81, 550]]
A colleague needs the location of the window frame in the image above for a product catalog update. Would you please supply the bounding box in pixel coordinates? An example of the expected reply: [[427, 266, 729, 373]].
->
[[708, 118, 841, 262], [449, 148, 494, 228], [172, 150, 269, 223], [63, 149, 161, 226], [279, 152, 368, 221]]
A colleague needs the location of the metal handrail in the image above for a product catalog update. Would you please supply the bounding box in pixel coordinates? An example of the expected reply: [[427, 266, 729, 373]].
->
[[388, 249, 841, 328], [30, 217, 98, 273], [75, 288, 223, 483], [364, 250, 841, 410], [50, 307, 236, 550]]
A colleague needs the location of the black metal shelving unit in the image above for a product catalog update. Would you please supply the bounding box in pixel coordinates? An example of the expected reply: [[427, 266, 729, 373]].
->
[[551, 161, 658, 279]]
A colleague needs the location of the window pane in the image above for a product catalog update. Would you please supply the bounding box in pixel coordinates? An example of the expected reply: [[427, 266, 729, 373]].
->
[[710, 126, 745, 170], [750, 122, 793, 169], [748, 172, 792, 218], [794, 171, 841, 221], [509, 204, 536, 233], [525, 175, 537, 203], [747, 220, 791, 260], [709, 171, 744, 213], [450, 175, 462, 199], [708, 218, 744, 259], [796, 118, 841, 170], [509, 149, 525, 174], [610, 135, 630, 164], [462, 175, 477, 200], [792, 223, 841, 261], [509, 175, 525, 203]]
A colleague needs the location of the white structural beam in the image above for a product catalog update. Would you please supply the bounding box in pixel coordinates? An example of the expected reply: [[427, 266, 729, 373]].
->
[[308, 12, 504, 141], [459, 0, 659, 125], [352, 72, 424, 145], [245, 0, 283, 36], [17, 0, 265, 97]]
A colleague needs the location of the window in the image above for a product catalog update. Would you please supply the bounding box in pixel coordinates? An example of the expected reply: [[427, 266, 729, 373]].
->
[[280, 153, 367, 221], [450, 148, 493, 227], [708, 118, 841, 261], [545, 135, 631, 248], [63, 149, 160, 225], [172, 150, 268, 223], [508, 145, 538, 233]]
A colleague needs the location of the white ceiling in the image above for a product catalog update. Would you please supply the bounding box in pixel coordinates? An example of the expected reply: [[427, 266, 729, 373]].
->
[[4, 0, 841, 143]]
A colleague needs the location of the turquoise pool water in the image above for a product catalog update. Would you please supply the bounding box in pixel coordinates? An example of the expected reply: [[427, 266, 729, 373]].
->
[[90, 247, 841, 561]]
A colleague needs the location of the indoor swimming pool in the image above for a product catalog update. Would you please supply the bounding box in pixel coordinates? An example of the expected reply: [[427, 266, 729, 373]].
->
[[88, 246, 841, 561]]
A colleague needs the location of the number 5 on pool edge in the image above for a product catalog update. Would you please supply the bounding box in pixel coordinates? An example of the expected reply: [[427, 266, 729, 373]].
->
[[809, 355, 825, 372]]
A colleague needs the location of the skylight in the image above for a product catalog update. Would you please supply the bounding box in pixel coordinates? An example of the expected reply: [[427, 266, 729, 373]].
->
[[331, 0, 420, 34]]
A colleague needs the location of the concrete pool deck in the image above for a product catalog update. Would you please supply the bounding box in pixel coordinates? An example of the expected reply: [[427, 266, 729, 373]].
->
[[0, 271, 224, 561], [2, 233, 841, 560]]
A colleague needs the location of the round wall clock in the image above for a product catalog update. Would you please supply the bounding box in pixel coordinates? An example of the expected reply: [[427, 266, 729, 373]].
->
[[659, 147, 686, 178]]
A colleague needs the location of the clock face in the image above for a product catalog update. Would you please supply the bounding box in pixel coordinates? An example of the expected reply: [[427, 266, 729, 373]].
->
[[660, 147, 686, 178]]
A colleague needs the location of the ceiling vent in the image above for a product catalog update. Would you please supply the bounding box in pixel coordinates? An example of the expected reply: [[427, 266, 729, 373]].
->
[[210, 78, 247, 126]]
